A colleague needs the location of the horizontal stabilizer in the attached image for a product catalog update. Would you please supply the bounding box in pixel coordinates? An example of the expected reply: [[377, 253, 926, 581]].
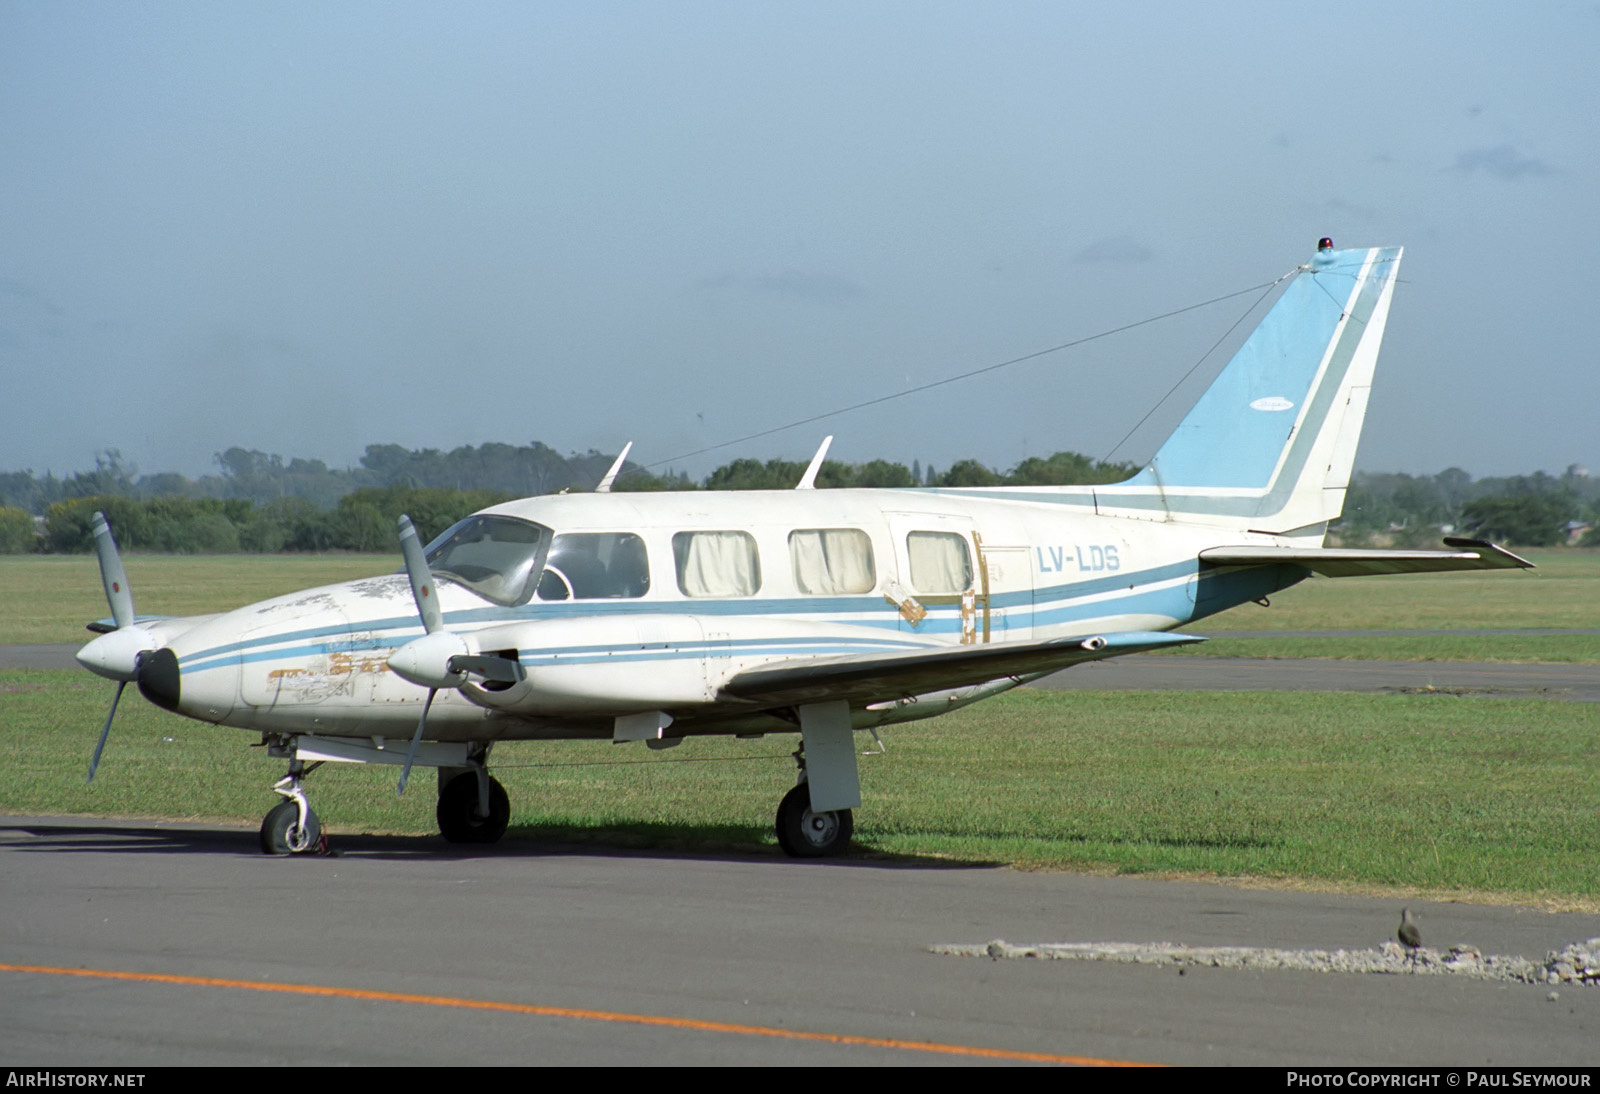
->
[[720, 631, 1205, 708], [1199, 538, 1532, 578]]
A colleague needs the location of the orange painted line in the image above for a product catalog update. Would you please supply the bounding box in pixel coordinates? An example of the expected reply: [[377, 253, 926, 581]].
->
[[0, 962, 1155, 1067]]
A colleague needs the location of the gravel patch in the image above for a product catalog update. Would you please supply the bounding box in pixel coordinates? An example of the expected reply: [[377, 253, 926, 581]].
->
[[932, 938, 1600, 986]]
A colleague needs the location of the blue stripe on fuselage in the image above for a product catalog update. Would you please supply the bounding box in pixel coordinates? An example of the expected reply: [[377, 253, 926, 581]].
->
[[175, 559, 1308, 678]]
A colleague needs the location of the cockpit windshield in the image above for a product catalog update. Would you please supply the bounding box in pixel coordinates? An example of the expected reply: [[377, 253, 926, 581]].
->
[[424, 515, 553, 606]]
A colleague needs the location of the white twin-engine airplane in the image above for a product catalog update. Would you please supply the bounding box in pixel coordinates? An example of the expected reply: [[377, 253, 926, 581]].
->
[[76, 241, 1530, 856]]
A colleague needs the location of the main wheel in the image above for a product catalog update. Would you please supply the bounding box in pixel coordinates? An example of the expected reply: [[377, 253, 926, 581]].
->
[[775, 782, 853, 858], [260, 800, 322, 855], [437, 773, 511, 844]]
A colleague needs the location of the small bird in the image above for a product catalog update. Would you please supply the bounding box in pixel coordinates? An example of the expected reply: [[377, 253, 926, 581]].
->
[[1398, 908, 1422, 967]]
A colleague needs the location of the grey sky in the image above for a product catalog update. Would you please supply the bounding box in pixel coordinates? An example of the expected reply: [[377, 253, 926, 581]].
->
[[2, 1, 1595, 483]]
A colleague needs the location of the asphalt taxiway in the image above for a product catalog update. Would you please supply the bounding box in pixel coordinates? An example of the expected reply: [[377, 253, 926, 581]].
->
[[2, 817, 1597, 1066]]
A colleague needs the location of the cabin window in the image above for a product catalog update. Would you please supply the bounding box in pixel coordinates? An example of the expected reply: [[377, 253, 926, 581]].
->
[[673, 531, 761, 597], [789, 529, 876, 595], [535, 532, 649, 601], [425, 515, 553, 606], [907, 531, 973, 594]]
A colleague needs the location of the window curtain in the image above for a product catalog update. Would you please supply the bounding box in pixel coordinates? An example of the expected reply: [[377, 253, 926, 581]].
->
[[907, 532, 971, 594], [676, 531, 759, 597], [790, 529, 875, 594]]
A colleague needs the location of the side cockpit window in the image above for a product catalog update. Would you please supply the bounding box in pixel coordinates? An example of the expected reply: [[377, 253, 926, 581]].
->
[[535, 532, 650, 601], [789, 528, 876, 595], [673, 531, 761, 597], [425, 515, 553, 606]]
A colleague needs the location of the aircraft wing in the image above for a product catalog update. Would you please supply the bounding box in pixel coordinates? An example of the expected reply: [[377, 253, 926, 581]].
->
[[1199, 537, 1532, 578], [718, 630, 1204, 708]]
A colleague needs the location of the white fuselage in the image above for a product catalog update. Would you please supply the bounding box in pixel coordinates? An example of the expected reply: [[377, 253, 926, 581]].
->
[[154, 487, 1305, 743]]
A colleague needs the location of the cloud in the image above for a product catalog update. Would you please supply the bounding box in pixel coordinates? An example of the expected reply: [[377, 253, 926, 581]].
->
[[1072, 235, 1155, 263], [698, 269, 863, 303], [1450, 144, 1552, 181]]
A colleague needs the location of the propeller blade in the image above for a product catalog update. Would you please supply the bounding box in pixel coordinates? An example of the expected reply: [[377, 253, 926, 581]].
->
[[87, 681, 126, 783], [397, 515, 443, 635], [396, 688, 437, 796], [91, 513, 135, 629]]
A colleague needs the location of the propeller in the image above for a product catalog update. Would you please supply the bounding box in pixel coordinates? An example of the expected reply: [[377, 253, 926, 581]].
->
[[386, 515, 525, 796], [77, 513, 156, 782]]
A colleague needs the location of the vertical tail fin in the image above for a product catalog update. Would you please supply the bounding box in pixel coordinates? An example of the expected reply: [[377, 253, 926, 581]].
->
[[1097, 244, 1403, 536]]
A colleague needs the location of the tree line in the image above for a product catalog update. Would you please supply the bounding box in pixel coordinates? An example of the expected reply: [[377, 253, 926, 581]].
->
[[1, 443, 1594, 553], [0, 444, 1141, 554], [1339, 466, 1599, 548]]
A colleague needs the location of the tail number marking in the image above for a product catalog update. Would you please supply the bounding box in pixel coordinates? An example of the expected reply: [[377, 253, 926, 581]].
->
[[1036, 545, 1120, 573]]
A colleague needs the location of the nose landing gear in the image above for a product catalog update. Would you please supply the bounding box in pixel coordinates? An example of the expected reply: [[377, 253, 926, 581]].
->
[[259, 757, 326, 855]]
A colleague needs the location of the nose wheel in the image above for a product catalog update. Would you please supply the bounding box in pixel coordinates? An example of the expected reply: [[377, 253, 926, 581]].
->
[[260, 799, 323, 854], [259, 756, 326, 855]]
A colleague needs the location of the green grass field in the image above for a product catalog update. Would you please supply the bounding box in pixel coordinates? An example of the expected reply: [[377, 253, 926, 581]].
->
[[0, 553, 395, 644], [4, 669, 1595, 906]]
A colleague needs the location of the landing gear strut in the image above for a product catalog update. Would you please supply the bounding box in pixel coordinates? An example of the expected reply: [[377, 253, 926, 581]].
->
[[260, 757, 324, 855]]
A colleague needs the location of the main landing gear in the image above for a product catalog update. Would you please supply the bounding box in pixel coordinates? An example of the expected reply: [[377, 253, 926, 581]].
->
[[436, 770, 511, 844], [774, 738, 854, 859], [775, 782, 853, 858]]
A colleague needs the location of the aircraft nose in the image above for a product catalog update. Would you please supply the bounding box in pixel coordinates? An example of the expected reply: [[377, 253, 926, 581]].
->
[[137, 647, 181, 711]]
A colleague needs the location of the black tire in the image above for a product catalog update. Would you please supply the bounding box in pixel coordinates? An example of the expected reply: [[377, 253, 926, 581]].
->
[[259, 800, 321, 855], [775, 782, 853, 858], [437, 773, 511, 844]]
